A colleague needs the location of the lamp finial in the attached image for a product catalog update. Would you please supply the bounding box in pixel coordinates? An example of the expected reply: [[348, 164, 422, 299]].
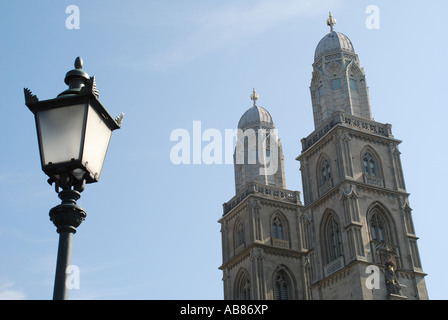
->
[[74, 57, 83, 69]]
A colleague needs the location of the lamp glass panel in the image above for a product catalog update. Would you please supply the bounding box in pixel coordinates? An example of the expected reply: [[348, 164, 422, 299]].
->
[[36, 104, 86, 166], [82, 105, 112, 179]]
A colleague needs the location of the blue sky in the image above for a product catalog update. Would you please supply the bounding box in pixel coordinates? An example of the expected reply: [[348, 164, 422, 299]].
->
[[0, 0, 446, 300]]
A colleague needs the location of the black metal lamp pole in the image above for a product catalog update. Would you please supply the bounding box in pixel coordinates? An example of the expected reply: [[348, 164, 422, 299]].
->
[[24, 57, 122, 300], [50, 189, 86, 300]]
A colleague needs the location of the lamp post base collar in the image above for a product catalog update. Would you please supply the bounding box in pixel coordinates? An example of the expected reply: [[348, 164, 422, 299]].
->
[[49, 190, 86, 233]]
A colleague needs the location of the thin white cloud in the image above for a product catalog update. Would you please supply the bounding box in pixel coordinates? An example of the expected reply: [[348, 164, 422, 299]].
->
[[0, 282, 26, 300], [150, 0, 338, 68]]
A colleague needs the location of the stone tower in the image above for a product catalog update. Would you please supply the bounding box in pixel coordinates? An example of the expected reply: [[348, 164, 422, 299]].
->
[[234, 89, 287, 194], [219, 90, 305, 300], [219, 13, 428, 300], [296, 13, 428, 300]]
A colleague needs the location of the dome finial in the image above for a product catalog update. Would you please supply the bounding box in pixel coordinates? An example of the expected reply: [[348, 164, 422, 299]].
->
[[250, 88, 259, 106], [327, 11, 336, 32]]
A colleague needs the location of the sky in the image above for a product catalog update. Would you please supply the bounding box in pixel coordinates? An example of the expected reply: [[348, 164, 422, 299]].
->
[[0, 0, 447, 300]]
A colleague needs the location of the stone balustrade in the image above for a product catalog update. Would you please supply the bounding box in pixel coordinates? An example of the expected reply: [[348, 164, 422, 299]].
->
[[223, 182, 301, 215], [301, 111, 393, 152]]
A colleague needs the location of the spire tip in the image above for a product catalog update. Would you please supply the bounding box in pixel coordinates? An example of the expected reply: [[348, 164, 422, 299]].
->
[[250, 88, 259, 106], [326, 12, 336, 32]]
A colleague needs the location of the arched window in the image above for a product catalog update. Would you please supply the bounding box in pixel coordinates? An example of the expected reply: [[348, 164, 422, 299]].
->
[[320, 159, 332, 185], [317, 156, 333, 196], [367, 205, 400, 266], [363, 152, 376, 176], [235, 270, 250, 300], [304, 214, 313, 250], [331, 78, 341, 90], [370, 211, 386, 242], [361, 148, 384, 187], [349, 78, 358, 90], [243, 136, 249, 165], [324, 214, 344, 262], [368, 208, 393, 244], [274, 272, 290, 300], [273, 215, 284, 240], [234, 220, 245, 249]]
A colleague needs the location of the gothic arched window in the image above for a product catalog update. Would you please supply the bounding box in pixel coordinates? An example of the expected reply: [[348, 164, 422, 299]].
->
[[273, 215, 284, 240], [234, 220, 245, 248], [235, 270, 251, 300], [363, 152, 376, 176], [370, 212, 386, 242], [324, 214, 344, 262], [320, 159, 332, 185], [368, 209, 392, 244], [243, 136, 249, 165], [274, 272, 290, 300], [349, 78, 358, 90], [331, 78, 341, 90], [367, 206, 400, 266]]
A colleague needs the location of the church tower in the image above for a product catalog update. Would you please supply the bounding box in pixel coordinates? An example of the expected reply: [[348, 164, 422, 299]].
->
[[219, 13, 428, 300], [219, 90, 305, 300], [234, 89, 287, 194], [297, 13, 428, 299]]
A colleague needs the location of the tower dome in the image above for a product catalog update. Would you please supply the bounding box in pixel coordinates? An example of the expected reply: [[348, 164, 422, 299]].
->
[[314, 12, 355, 61], [309, 12, 372, 128], [238, 89, 275, 130], [233, 89, 286, 194], [314, 31, 355, 61]]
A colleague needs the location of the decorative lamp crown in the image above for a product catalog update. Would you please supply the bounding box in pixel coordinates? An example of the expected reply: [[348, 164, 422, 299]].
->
[[24, 57, 123, 193]]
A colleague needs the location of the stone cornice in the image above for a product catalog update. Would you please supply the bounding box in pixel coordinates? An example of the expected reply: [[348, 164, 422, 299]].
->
[[302, 178, 410, 212], [219, 242, 306, 271], [310, 259, 427, 291], [219, 193, 302, 225]]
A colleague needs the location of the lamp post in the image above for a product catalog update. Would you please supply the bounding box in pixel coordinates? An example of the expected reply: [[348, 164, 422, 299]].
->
[[24, 57, 123, 300]]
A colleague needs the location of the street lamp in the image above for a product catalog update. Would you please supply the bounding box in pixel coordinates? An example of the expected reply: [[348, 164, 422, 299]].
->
[[24, 57, 123, 300]]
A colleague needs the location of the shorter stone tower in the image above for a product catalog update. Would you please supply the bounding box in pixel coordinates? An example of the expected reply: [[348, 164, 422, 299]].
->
[[233, 89, 286, 194], [219, 91, 305, 300]]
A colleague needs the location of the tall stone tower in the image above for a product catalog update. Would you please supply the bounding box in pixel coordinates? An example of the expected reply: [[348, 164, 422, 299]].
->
[[296, 13, 428, 300], [219, 13, 428, 300]]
